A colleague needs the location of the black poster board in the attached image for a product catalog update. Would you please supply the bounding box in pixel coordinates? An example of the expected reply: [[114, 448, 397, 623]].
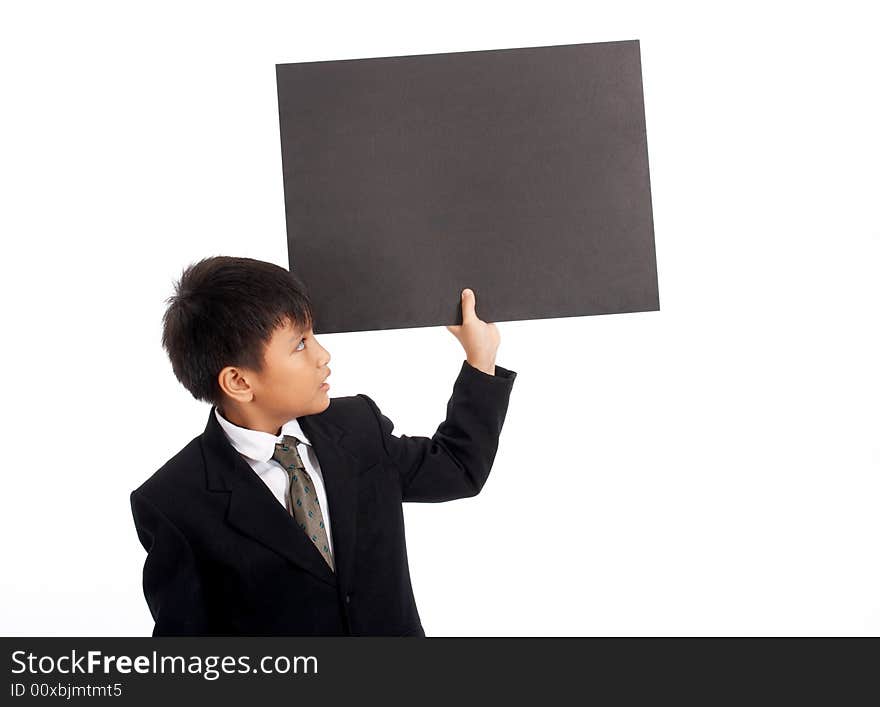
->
[[276, 40, 658, 334]]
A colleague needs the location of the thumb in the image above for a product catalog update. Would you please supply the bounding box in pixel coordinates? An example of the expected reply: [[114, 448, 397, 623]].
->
[[461, 288, 477, 323]]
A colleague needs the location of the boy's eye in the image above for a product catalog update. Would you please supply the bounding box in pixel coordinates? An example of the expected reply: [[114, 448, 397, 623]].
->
[[294, 337, 306, 352]]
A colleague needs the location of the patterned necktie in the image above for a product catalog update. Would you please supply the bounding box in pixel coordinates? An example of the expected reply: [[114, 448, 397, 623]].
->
[[271, 435, 335, 572]]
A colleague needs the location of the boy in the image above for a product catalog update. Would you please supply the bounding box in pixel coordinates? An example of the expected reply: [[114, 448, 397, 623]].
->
[[130, 255, 517, 636]]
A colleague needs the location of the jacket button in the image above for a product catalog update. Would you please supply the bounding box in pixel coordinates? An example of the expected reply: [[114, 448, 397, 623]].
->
[[345, 594, 351, 604]]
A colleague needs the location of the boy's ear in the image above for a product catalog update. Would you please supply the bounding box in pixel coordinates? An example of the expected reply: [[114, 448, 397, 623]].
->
[[217, 366, 254, 404]]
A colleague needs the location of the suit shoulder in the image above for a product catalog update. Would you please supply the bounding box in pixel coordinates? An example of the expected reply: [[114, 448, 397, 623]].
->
[[323, 393, 373, 422], [321, 393, 384, 448], [131, 435, 204, 504]]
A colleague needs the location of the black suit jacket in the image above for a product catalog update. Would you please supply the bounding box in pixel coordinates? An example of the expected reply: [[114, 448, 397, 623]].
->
[[130, 359, 517, 636]]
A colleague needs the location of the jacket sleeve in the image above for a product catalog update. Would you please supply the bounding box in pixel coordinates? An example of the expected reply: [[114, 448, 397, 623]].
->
[[358, 359, 517, 502], [130, 489, 210, 636]]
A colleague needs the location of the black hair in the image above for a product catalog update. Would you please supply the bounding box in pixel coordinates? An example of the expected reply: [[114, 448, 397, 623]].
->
[[161, 255, 314, 408]]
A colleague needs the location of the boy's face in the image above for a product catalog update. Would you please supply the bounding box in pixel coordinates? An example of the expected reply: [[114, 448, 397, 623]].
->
[[218, 317, 332, 430]]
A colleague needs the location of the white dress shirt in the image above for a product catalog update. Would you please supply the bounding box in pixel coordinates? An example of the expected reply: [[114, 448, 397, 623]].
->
[[214, 407, 334, 558]]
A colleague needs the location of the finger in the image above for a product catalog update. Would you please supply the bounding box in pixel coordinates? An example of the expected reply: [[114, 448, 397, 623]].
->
[[461, 288, 477, 323]]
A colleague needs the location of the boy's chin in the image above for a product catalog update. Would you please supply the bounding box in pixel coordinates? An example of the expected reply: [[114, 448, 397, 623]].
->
[[289, 396, 330, 419]]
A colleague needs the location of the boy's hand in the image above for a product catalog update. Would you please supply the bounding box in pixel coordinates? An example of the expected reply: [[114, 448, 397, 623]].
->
[[445, 288, 500, 376]]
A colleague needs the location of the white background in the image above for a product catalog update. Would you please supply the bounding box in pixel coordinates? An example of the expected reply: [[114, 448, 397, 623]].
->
[[1, 1, 877, 637]]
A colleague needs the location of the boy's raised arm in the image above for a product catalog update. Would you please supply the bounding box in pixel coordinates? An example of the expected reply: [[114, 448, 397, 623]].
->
[[358, 358, 516, 502], [359, 287, 515, 501]]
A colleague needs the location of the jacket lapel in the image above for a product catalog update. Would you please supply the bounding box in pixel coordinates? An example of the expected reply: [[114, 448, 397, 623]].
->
[[298, 411, 363, 591], [200, 404, 364, 591]]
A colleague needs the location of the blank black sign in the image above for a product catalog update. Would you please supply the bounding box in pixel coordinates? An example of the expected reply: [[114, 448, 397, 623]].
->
[[276, 40, 658, 334]]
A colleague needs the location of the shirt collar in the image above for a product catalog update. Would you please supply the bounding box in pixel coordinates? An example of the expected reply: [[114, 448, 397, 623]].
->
[[214, 407, 312, 463]]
